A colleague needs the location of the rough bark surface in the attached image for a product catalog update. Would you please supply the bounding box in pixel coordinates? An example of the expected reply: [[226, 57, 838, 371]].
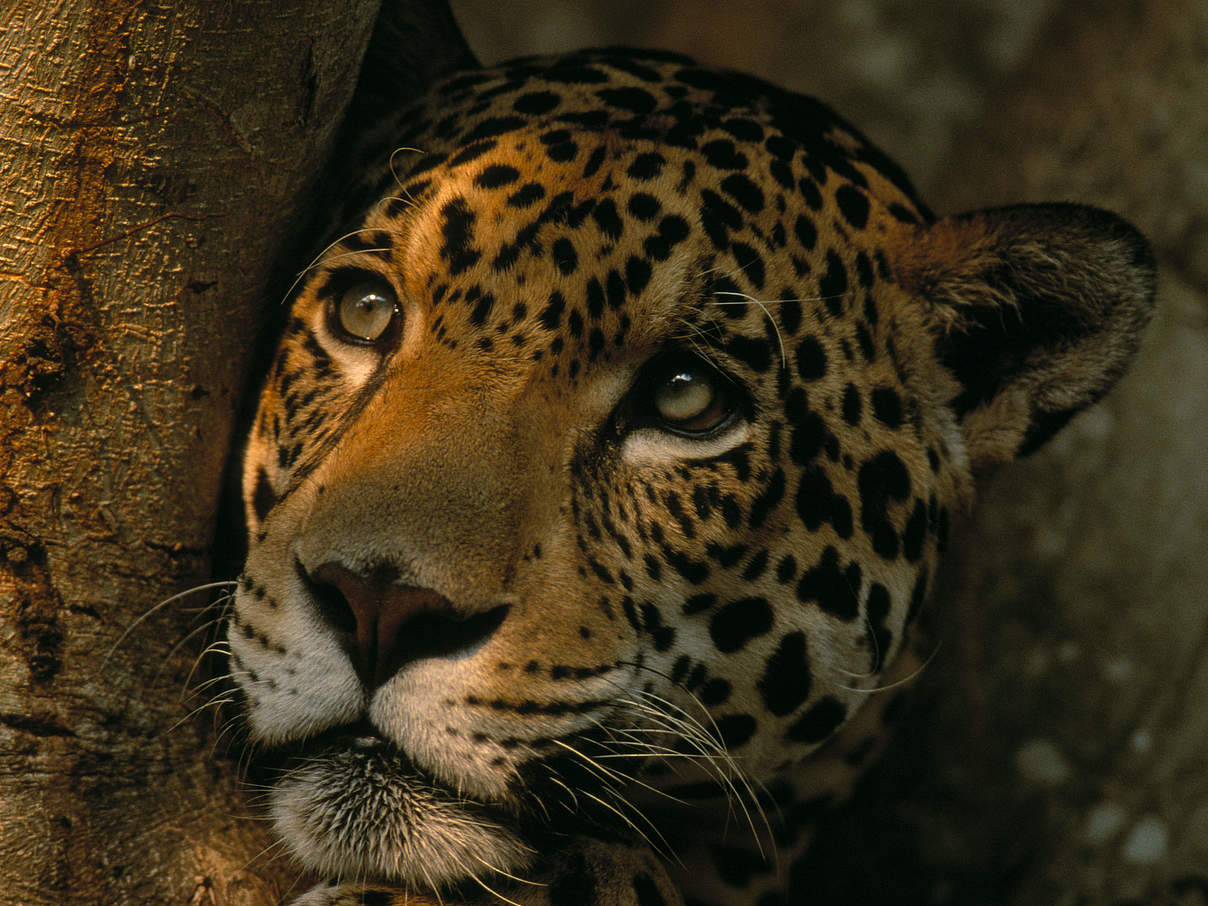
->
[[0, 2, 380, 902]]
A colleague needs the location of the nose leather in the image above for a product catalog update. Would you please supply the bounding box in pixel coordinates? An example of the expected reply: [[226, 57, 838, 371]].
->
[[311, 562, 456, 687]]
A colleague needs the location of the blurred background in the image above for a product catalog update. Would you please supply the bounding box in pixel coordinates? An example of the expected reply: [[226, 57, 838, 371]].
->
[[450, 2, 1208, 903]]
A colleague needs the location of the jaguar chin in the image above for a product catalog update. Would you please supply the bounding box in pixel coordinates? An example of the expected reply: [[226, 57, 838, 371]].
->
[[266, 726, 531, 888]]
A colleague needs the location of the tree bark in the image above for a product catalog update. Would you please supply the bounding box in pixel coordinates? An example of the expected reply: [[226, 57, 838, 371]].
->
[[0, 2, 382, 902]]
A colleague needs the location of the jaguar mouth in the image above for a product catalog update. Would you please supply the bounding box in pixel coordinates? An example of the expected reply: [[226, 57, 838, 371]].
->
[[260, 721, 533, 888]]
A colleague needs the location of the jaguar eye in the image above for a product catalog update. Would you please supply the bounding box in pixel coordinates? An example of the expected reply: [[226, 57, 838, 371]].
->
[[331, 281, 399, 344], [648, 357, 737, 435]]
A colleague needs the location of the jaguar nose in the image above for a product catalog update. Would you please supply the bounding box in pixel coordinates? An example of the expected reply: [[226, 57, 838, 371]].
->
[[306, 561, 510, 688]]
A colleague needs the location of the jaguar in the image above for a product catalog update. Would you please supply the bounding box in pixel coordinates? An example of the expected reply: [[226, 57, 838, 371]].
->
[[228, 46, 1155, 906]]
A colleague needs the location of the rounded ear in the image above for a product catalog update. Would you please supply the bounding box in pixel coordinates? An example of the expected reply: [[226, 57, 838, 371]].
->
[[891, 203, 1156, 471]]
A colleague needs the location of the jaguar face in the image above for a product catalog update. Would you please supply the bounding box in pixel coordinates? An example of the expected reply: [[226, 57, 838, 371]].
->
[[227, 49, 1154, 890]]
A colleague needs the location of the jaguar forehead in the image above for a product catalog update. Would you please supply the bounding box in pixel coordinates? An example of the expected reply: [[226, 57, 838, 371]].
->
[[360, 133, 723, 344]]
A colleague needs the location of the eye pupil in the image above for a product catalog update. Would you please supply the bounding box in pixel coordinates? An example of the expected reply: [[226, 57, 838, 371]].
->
[[335, 282, 398, 343]]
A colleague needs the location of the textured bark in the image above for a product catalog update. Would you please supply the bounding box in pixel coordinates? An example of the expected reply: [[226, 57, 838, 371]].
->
[[0, 2, 381, 902]]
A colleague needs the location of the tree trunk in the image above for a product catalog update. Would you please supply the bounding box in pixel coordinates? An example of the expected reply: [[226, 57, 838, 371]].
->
[[0, 3, 381, 902]]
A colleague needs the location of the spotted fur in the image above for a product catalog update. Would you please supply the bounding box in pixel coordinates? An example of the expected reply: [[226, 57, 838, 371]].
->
[[229, 48, 1155, 906]]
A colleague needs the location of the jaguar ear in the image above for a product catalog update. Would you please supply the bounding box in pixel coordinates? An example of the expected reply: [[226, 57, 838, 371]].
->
[[892, 203, 1156, 471]]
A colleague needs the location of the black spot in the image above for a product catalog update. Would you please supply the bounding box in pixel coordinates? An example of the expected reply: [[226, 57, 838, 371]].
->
[[539, 291, 565, 330], [700, 677, 732, 705], [582, 145, 607, 178], [722, 117, 764, 141], [841, 383, 862, 425], [721, 172, 764, 213], [795, 465, 847, 535], [855, 322, 876, 361], [709, 597, 773, 653], [770, 158, 794, 189], [779, 295, 803, 335], [469, 292, 495, 326], [566, 309, 584, 339], [628, 152, 666, 180], [649, 214, 690, 256], [670, 655, 691, 685], [721, 495, 742, 527], [700, 189, 742, 249], [474, 164, 520, 189], [819, 249, 847, 316], [855, 251, 875, 288], [741, 548, 769, 580], [597, 86, 658, 113], [439, 198, 480, 275], [701, 139, 748, 170], [726, 335, 772, 373], [748, 468, 785, 528], [665, 548, 709, 584], [789, 412, 826, 466], [447, 139, 497, 168], [795, 336, 827, 381], [714, 713, 757, 750], [507, 182, 545, 208], [606, 269, 626, 309], [870, 387, 902, 428], [785, 696, 847, 744], [641, 603, 676, 652], [552, 237, 578, 274], [888, 202, 920, 224], [858, 451, 911, 560], [586, 279, 605, 319], [591, 198, 623, 240], [628, 192, 661, 221], [796, 546, 861, 621], [625, 255, 652, 296], [461, 116, 527, 144], [759, 631, 812, 716], [548, 141, 579, 163], [835, 184, 870, 229], [799, 177, 823, 210], [588, 327, 606, 360], [730, 242, 766, 290], [252, 468, 276, 522], [513, 90, 561, 114], [643, 554, 662, 581]]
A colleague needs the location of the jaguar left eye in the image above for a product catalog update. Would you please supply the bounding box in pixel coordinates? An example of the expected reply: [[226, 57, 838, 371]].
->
[[644, 355, 739, 436], [330, 281, 400, 345]]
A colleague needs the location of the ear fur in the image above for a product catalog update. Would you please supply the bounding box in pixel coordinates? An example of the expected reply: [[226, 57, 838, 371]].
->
[[892, 203, 1156, 471]]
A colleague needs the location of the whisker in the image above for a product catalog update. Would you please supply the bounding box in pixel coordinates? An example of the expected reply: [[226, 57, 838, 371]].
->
[[103, 580, 236, 665]]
